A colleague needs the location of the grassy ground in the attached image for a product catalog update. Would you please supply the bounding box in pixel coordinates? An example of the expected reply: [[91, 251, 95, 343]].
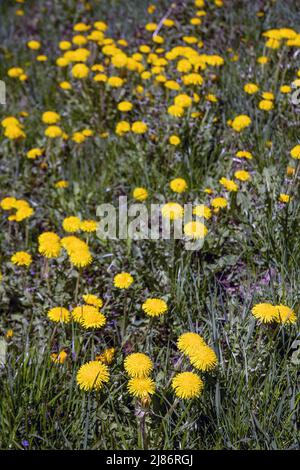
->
[[0, 0, 299, 450]]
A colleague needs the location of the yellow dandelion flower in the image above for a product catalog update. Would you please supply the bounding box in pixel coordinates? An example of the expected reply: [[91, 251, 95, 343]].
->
[[172, 372, 204, 399], [59, 81, 72, 90], [72, 35, 88, 46], [42, 111, 60, 124], [206, 93, 218, 102], [107, 76, 124, 88], [168, 105, 184, 118], [63, 216, 81, 233], [174, 94, 192, 108], [145, 22, 157, 32], [251, 303, 278, 323], [27, 148, 43, 159], [231, 115, 251, 132], [133, 187, 148, 201], [182, 36, 198, 44], [259, 99, 274, 111], [118, 101, 133, 112], [77, 361, 110, 391], [47, 307, 71, 323], [7, 67, 24, 78], [131, 121, 148, 134], [82, 294, 103, 308], [6, 329, 13, 339], [274, 305, 297, 324], [69, 249, 92, 268], [279, 193, 291, 203], [266, 38, 280, 49], [72, 304, 98, 322], [111, 53, 128, 68], [38, 232, 61, 259], [94, 73, 107, 82], [59, 41, 72, 50], [61, 236, 84, 253], [244, 83, 259, 94], [72, 22, 90, 32], [204, 188, 213, 195], [14, 205, 34, 222], [1, 197, 17, 210], [142, 298, 168, 317], [163, 18, 174, 27], [153, 35, 164, 44], [44, 125, 62, 138], [72, 132, 86, 144], [169, 135, 181, 146], [124, 352, 153, 378], [193, 204, 212, 220], [219, 177, 238, 192], [11, 251, 32, 267], [236, 150, 253, 159], [190, 17, 201, 25], [80, 220, 98, 232], [71, 63, 89, 79], [234, 170, 250, 182], [56, 57, 69, 68], [177, 332, 206, 356], [94, 21, 108, 32], [55, 180, 69, 188], [128, 377, 155, 398], [182, 73, 203, 86], [161, 202, 184, 220], [286, 166, 295, 177], [51, 351, 68, 364], [257, 56, 269, 64], [280, 85, 291, 94], [80, 310, 106, 329], [80, 129, 93, 137], [4, 125, 26, 140], [164, 80, 180, 91], [1, 116, 21, 128], [170, 178, 187, 193], [147, 5, 156, 14], [115, 121, 131, 135], [184, 221, 208, 239], [211, 197, 227, 209], [96, 348, 116, 365], [189, 345, 218, 371], [114, 272, 134, 289], [177, 59, 192, 73], [27, 40, 41, 50], [290, 145, 300, 159]]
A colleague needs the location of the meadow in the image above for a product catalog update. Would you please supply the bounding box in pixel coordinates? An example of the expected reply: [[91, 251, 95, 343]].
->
[[0, 0, 299, 450]]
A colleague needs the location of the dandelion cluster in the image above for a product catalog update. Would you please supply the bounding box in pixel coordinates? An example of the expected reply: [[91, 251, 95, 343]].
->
[[124, 353, 156, 400], [173, 331, 217, 400], [251, 303, 297, 324], [76, 361, 110, 392], [72, 302, 106, 329]]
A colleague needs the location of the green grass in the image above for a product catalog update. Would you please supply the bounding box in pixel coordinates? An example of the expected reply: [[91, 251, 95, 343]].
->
[[0, 0, 299, 450]]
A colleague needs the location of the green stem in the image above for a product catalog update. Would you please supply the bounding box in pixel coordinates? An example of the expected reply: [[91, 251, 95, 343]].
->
[[75, 270, 81, 303], [83, 393, 91, 449]]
